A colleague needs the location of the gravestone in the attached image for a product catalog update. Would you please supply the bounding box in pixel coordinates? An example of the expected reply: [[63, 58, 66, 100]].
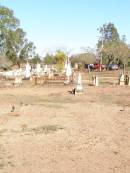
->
[[64, 61, 72, 84], [93, 76, 99, 87], [36, 63, 41, 77], [75, 73, 83, 94], [25, 62, 31, 78], [119, 74, 125, 86]]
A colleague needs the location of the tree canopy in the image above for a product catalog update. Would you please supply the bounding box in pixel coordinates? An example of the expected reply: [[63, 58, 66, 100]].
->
[[43, 53, 55, 65], [0, 5, 36, 67], [71, 52, 96, 65], [97, 23, 130, 67]]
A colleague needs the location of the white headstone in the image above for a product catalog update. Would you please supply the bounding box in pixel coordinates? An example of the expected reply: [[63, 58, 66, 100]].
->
[[36, 63, 41, 77], [48, 68, 53, 78], [44, 64, 48, 73], [25, 62, 31, 78], [128, 76, 130, 86], [66, 62, 72, 78], [64, 61, 72, 84], [119, 74, 125, 86], [76, 73, 83, 91]]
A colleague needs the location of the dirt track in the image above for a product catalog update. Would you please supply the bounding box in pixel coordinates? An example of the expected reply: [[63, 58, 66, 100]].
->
[[0, 84, 130, 173]]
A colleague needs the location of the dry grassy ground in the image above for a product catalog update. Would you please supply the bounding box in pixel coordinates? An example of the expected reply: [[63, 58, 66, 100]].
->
[[0, 72, 130, 173]]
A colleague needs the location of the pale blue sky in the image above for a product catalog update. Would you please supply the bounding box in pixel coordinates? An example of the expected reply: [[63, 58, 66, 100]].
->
[[1, 0, 130, 56]]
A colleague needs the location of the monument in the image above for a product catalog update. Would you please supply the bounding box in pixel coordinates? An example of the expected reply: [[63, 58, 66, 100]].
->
[[36, 63, 41, 77], [44, 64, 48, 74], [93, 75, 99, 87], [128, 76, 130, 86], [70, 73, 83, 94], [64, 60, 72, 84], [119, 74, 125, 86], [25, 62, 31, 78]]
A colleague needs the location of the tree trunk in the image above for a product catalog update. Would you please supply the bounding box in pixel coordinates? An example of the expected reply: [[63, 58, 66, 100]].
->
[[17, 62, 21, 68]]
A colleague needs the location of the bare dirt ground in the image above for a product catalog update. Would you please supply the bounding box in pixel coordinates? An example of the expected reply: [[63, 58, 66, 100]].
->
[[0, 76, 130, 173]]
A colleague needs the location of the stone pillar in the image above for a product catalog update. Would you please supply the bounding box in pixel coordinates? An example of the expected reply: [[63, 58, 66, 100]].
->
[[76, 73, 83, 92], [128, 76, 130, 86], [119, 74, 125, 86], [93, 76, 99, 87], [95, 76, 99, 87]]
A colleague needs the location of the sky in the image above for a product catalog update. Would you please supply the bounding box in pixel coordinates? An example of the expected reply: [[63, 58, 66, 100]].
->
[[1, 0, 130, 56]]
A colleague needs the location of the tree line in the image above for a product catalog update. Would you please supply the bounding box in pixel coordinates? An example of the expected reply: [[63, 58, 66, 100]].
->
[[0, 5, 130, 69], [42, 23, 130, 69]]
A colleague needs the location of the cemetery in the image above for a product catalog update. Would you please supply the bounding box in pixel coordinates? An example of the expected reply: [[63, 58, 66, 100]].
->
[[0, 1, 130, 173], [0, 60, 130, 173]]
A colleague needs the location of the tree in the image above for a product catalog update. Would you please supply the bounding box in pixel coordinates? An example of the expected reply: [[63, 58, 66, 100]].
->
[[0, 5, 36, 67], [0, 5, 19, 53], [43, 53, 55, 65], [54, 50, 67, 64], [102, 41, 130, 68], [54, 50, 67, 71], [71, 52, 96, 66], [97, 23, 120, 46], [31, 54, 41, 64], [5, 28, 35, 67], [97, 23, 130, 67]]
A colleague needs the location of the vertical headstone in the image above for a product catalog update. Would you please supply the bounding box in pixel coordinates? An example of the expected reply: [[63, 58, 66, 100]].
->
[[44, 64, 48, 74], [95, 76, 99, 87], [36, 63, 41, 77], [119, 74, 125, 86], [93, 76, 99, 86], [25, 62, 31, 78], [48, 68, 53, 78], [128, 76, 130, 86], [64, 60, 72, 84], [76, 73, 83, 92]]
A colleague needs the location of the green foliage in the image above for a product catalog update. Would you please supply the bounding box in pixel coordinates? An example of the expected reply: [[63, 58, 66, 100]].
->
[[102, 41, 130, 65], [0, 6, 19, 53], [43, 53, 55, 65], [54, 50, 67, 64], [30, 54, 41, 64], [0, 6, 19, 29], [54, 50, 67, 71], [0, 5, 36, 67], [5, 28, 35, 67], [43, 51, 67, 71], [71, 52, 96, 66], [97, 23, 130, 66], [97, 23, 120, 48]]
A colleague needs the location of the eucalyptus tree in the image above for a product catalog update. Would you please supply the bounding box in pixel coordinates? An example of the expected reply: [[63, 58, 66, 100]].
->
[[6, 28, 35, 67], [97, 23, 130, 67], [0, 5, 36, 67], [0, 5, 19, 53]]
